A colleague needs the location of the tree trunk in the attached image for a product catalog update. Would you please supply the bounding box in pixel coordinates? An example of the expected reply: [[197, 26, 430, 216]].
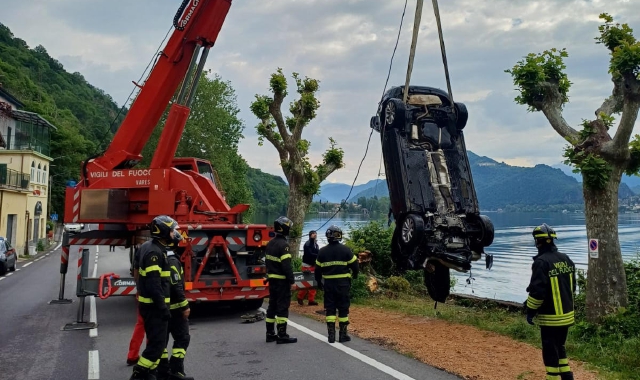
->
[[286, 186, 313, 258], [583, 165, 629, 323]]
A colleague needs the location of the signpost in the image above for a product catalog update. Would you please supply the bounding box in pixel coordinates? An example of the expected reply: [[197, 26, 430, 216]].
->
[[588, 238, 599, 259]]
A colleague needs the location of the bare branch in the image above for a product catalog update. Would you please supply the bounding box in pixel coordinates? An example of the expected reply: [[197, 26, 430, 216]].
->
[[317, 162, 339, 183], [596, 77, 625, 118], [538, 103, 580, 143], [259, 120, 288, 163], [269, 91, 291, 145], [608, 73, 640, 153]]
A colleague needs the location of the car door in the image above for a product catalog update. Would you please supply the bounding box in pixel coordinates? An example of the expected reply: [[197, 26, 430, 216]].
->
[[5, 240, 15, 268]]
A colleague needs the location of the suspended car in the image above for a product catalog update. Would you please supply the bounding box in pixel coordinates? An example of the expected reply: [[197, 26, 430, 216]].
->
[[370, 85, 494, 303]]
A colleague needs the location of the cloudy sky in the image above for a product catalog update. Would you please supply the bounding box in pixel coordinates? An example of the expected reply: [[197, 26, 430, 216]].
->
[[2, 0, 638, 185]]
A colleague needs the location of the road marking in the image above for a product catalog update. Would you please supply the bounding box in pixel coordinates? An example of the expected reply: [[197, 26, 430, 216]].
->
[[88, 350, 99, 379], [23, 262, 32, 268], [34, 258, 41, 262], [6, 273, 13, 276], [286, 318, 417, 380], [54, 241, 62, 251], [0, 277, 4, 281], [90, 248, 98, 337], [16, 268, 20, 271]]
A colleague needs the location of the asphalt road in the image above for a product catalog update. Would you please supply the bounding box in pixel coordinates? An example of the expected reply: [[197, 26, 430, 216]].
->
[[0, 227, 462, 380]]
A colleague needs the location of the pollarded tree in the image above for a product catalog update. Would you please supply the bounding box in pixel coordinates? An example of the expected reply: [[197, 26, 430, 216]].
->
[[505, 13, 640, 323], [250, 68, 345, 254]]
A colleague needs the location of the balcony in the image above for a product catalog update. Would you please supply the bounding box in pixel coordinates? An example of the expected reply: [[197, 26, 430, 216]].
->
[[0, 164, 30, 190], [6, 110, 55, 157]]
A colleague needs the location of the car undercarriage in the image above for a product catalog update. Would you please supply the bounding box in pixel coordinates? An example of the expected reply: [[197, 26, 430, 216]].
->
[[370, 85, 494, 302]]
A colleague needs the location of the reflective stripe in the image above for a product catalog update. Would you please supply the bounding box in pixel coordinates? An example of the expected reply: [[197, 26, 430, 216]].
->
[[550, 277, 563, 315], [326, 315, 337, 323], [139, 265, 161, 276], [266, 253, 292, 262], [138, 356, 155, 369], [170, 299, 189, 309], [323, 273, 351, 279], [265, 318, 276, 323], [267, 274, 286, 279], [546, 367, 558, 374], [559, 366, 571, 373], [280, 253, 291, 260], [534, 233, 557, 238], [276, 317, 288, 324], [338, 316, 349, 322], [347, 255, 357, 264], [161, 349, 168, 359], [317, 260, 348, 267], [536, 311, 575, 326], [558, 358, 569, 365], [172, 348, 186, 359], [138, 296, 170, 304], [161, 270, 170, 278], [527, 295, 543, 310]]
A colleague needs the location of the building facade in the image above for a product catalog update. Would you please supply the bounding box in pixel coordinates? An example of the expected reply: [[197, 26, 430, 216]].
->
[[0, 87, 54, 255]]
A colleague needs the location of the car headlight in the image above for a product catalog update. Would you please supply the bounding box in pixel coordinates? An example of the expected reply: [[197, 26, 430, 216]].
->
[[253, 232, 262, 242]]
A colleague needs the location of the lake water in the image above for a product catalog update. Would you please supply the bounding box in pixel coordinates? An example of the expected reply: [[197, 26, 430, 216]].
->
[[254, 211, 640, 303]]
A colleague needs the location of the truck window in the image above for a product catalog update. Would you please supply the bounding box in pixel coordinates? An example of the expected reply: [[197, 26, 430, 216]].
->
[[197, 162, 217, 186]]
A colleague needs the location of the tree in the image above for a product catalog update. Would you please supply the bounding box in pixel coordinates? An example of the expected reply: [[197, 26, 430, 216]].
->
[[250, 68, 345, 253], [505, 13, 640, 322], [141, 70, 254, 216]]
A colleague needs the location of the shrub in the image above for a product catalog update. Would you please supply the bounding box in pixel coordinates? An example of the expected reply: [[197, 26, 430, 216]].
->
[[37, 239, 46, 252], [344, 221, 394, 277]]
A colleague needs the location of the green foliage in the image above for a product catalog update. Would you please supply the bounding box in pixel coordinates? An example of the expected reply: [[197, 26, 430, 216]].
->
[[595, 13, 640, 79], [36, 239, 46, 252], [344, 221, 394, 277], [386, 276, 411, 293], [246, 167, 288, 215], [0, 23, 124, 217], [349, 273, 370, 301], [561, 120, 614, 190], [504, 48, 571, 112], [626, 134, 640, 175]]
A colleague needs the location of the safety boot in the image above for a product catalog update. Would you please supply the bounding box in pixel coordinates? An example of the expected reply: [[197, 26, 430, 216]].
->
[[129, 364, 150, 380], [276, 323, 297, 344], [327, 322, 336, 343], [266, 321, 277, 342], [168, 357, 194, 380], [308, 301, 319, 306], [156, 357, 170, 380], [560, 373, 574, 380], [338, 322, 351, 343]]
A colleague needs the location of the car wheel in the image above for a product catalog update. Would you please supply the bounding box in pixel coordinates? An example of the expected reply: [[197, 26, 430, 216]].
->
[[383, 99, 406, 129], [0, 264, 6, 276], [9, 259, 15, 272], [400, 214, 424, 248], [454, 102, 468, 130], [424, 260, 451, 303], [478, 214, 495, 247]]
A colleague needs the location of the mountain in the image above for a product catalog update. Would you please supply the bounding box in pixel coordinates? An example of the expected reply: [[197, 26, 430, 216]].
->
[[246, 167, 288, 215], [345, 151, 634, 210], [312, 179, 385, 203], [553, 162, 640, 190]]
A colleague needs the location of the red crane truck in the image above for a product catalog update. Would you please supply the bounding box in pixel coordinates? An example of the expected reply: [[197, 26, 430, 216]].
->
[[51, 0, 316, 328]]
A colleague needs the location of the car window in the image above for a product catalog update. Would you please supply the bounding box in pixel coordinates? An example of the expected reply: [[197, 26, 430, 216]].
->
[[0, 241, 6, 254]]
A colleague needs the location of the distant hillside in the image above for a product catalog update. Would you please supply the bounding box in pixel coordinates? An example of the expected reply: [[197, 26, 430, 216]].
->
[[246, 167, 288, 215], [313, 179, 385, 203], [553, 162, 640, 189], [347, 151, 634, 210]]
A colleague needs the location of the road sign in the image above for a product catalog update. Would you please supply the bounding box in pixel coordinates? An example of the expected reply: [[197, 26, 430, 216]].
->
[[588, 238, 599, 259]]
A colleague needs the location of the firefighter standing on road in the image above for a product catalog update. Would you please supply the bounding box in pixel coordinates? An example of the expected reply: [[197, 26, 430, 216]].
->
[[315, 225, 359, 343], [525, 223, 576, 380], [129, 216, 177, 380], [156, 230, 194, 380], [264, 216, 297, 344], [297, 230, 319, 306]]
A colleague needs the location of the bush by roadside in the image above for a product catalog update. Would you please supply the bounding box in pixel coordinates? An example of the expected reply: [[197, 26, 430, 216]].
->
[[341, 220, 640, 380]]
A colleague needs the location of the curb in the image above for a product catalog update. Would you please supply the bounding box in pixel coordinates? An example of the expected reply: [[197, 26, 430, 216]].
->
[[17, 225, 64, 262]]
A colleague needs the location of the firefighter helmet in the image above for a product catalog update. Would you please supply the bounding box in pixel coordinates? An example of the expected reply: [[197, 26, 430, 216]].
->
[[532, 223, 557, 246], [150, 215, 183, 246], [326, 225, 343, 243], [274, 216, 293, 236]]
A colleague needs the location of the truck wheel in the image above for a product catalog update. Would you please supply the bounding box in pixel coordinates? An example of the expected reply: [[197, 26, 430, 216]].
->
[[400, 214, 424, 248], [424, 261, 451, 303], [478, 214, 495, 247], [383, 99, 406, 130]]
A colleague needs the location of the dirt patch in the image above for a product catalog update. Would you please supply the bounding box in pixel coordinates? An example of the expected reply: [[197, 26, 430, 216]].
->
[[291, 303, 600, 380]]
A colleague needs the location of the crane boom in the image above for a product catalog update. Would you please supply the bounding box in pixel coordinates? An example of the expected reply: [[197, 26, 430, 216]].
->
[[91, 0, 232, 172]]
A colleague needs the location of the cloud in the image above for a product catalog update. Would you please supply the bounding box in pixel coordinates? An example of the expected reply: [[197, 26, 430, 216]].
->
[[2, 0, 640, 184]]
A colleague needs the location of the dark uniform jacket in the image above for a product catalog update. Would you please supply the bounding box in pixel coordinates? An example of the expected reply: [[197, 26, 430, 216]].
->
[[526, 245, 576, 326], [136, 239, 171, 309], [167, 252, 189, 312], [302, 239, 319, 266], [315, 242, 359, 285], [265, 235, 294, 284]]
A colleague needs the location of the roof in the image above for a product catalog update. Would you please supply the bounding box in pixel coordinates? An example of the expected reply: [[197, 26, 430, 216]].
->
[[11, 110, 58, 130], [0, 87, 25, 109]]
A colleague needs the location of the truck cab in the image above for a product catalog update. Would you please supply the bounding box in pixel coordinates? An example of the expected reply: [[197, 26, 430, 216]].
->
[[172, 158, 225, 199]]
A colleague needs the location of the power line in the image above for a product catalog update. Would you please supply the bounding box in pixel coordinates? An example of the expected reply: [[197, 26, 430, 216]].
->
[[316, 0, 409, 232]]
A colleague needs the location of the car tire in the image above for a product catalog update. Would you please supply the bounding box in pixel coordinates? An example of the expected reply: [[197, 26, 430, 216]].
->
[[0, 264, 6, 276], [454, 102, 468, 130], [383, 99, 406, 130], [424, 260, 451, 303], [9, 260, 15, 272], [478, 214, 495, 247], [400, 214, 424, 248]]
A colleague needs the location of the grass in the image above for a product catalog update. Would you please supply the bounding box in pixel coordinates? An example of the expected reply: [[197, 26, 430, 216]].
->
[[351, 293, 637, 380]]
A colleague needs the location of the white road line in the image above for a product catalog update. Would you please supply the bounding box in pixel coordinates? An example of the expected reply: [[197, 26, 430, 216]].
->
[[54, 241, 62, 251], [90, 248, 99, 337], [286, 318, 417, 380], [88, 350, 99, 379], [0, 277, 4, 281], [16, 269, 20, 271], [6, 273, 13, 277], [23, 262, 32, 268]]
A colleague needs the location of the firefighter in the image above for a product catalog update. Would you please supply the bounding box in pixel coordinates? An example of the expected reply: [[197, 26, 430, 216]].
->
[[315, 225, 359, 343], [129, 216, 178, 380], [157, 234, 194, 380], [525, 223, 576, 380], [264, 216, 297, 344], [297, 230, 319, 306]]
